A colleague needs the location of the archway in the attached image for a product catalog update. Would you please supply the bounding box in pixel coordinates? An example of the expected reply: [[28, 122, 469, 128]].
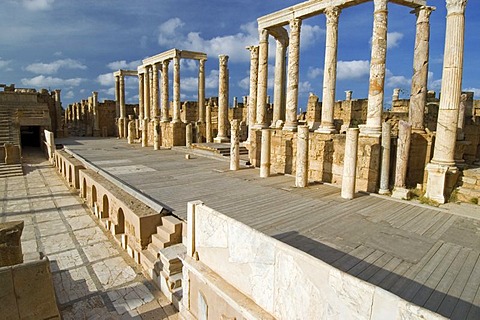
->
[[102, 194, 109, 219], [116, 208, 125, 234], [68, 166, 72, 185], [82, 178, 87, 199], [91, 185, 97, 209]]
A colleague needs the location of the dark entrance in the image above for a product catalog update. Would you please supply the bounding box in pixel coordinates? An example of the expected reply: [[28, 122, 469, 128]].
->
[[20, 126, 41, 147]]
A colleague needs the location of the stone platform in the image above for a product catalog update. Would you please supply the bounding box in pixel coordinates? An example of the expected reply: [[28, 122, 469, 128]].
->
[[0, 147, 178, 319], [59, 137, 480, 320]]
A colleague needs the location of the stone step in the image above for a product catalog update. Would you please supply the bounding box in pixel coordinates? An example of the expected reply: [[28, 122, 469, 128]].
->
[[463, 168, 480, 180], [157, 224, 182, 244], [151, 232, 171, 249], [140, 249, 157, 275], [160, 215, 182, 234], [0, 164, 23, 177], [457, 187, 480, 203], [147, 241, 162, 258]]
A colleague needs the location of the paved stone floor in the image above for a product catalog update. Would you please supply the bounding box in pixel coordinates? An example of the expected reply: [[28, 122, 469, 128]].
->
[[0, 148, 178, 319]]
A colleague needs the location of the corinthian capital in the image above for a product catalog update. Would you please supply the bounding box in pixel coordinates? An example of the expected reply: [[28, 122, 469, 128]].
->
[[324, 7, 341, 24], [446, 0, 467, 14]]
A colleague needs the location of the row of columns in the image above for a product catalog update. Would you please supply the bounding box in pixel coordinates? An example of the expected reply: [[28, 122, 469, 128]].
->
[[65, 91, 100, 136]]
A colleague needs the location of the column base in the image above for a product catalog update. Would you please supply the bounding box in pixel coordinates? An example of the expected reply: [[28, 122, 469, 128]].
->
[[283, 122, 298, 132], [378, 188, 391, 195], [424, 163, 459, 204], [214, 136, 229, 143], [391, 187, 411, 200], [359, 124, 381, 137], [315, 126, 337, 134], [253, 123, 269, 130]]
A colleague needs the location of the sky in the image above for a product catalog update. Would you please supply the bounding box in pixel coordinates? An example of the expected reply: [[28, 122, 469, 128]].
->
[[0, 0, 479, 111]]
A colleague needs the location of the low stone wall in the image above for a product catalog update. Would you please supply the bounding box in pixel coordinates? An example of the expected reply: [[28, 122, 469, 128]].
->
[[0, 256, 60, 320], [182, 201, 446, 320], [55, 150, 85, 189]]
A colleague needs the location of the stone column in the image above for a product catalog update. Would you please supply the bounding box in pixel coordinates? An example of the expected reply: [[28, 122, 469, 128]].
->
[[161, 60, 170, 122], [295, 125, 309, 187], [392, 121, 412, 199], [0, 221, 24, 267], [392, 88, 400, 102], [153, 119, 160, 150], [206, 99, 213, 143], [378, 122, 392, 194], [198, 59, 206, 123], [185, 123, 193, 148], [260, 129, 271, 178], [426, 0, 467, 204], [409, 6, 435, 132], [114, 75, 120, 119], [247, 45, 259, 141], [152, 63, 159, 119], [54, 89, 63, 137], [362, 0, 388, 136], [345, 90, 353, 101], [119, 75, 126, 138], [341, 128, 359, 199], [318, 7, 341, 134], [144, 67, 151, 122], [230, 119, 240, 171], [214, 55, 229, 143], [255, 30, 269, 128], [127, 119, 136, 144], [284, 18, 302, 131], [457, 92, 467, 140], [173, 55, 181, 123], [272, 36, 288, 127], [138, 71, 144, 121], [92, 91, 100, 136]]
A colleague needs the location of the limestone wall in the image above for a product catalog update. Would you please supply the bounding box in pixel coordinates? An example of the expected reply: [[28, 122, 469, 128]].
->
[[183, 202, 446, 320], [0, 256, 60, 320]]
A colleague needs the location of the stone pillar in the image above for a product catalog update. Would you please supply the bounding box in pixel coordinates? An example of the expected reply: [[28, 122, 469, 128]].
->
[[392, 88, 400, 102], [362, 0, 388, 136], [425, 0, 467, 204], [173, 55, 181, 123], [214, 55, 229, 143], [186, 123, 193, 148], [295, 125, 309, 187], [0, 221, 24, 267], [114, 75, 120, 119], [230, 119, 240, 171], [345, 90, 353, 101], [260, 129, 271, 178], [272, 36, 288, 126], [409, 6, 435, 132], [152, 63, 159, 119], [341, 128, 359, 199], [378, 122, 392, 194], [54, 89, 63, 137], [247, 45, 259, 141], [206, 99, 213, 143], [120, 75, 126, 137], [161, 60, 170, 122], [255, 30, 269, 128], [127, 119, 135, 144], [92, 91, 100, 136], [138, 71, 144, 121], [457, 93, 467, 140], [144, 67, 151, 122], [392, 121, 412, 199], [153, 119, 160, 150], [284, 18, 302, 131], [318, 7, 341, 134], [198, 59, 206, 123]]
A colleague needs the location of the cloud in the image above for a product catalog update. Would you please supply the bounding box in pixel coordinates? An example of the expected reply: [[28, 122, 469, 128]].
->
[[64, 90, 75, 99], [299, 81, 313, 94], [387, 32, 404, 49], [22, 0, 54, 11], [181, 59, 198, 72], [0, 58, 11, 70], [97, 73, 114, 86], [21, 75, 84, 87], [386, 75, 411, 88], [238, 76, 250, 90], [307, 67, 323, 79], [106, 60, 141, 71], [25, 59, 86, 74], [300, 24, 325, 50], [337, 60, 370, 80]]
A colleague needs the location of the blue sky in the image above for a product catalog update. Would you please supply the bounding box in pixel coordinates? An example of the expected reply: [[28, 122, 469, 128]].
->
[[0, 0, 479, 110]]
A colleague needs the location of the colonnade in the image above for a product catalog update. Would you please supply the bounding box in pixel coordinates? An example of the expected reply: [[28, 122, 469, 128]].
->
[[65, 91, 100, 136]]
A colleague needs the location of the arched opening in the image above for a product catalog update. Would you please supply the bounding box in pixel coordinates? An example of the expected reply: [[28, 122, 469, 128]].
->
[[102, 194, 109, 219], [68, 166, 72, 184], [198, 292, 208, 320], [82, 178, 87, 199], [115, 208, 125, 234], [91, 185, 97, 209]]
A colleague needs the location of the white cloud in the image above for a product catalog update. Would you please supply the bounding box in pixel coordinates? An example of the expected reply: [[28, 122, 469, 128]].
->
[[307, 67, 323, 79], [387, 32, 404, 49], [21, 75, 84, 87], [181, 59, 198, 72], [300, 24, 325, 50], [386, 75, 411, 88], [64, 90, 75, 99], [337, 60, 370, 80], [97, 73, 114, 86], [22, 0, 54, 11], [299, 81, 313, 94], [25, 59, 86, 74], [0, 58, 11, 70], [106, 60, 141, 71], [158, 18, 185, 45], [463, 88, 480, 99], [238, 76, 250, 90], [205, 70, 219, 89]]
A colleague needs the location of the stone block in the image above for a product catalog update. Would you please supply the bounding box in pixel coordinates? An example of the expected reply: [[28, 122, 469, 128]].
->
[[0, 221, 24, 267], [4, 143, 21, 165], [0, 267, 19, 319]]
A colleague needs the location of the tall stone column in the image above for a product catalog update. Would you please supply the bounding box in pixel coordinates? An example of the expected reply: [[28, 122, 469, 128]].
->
[[345, 90, 353, 101], [114, 75, 120, 119], [54, 89, 63, 137], [255, 29, 269, 128], [119, 75, 126, 138], [152, 63, 159, 119], [161, 60, 170, 122], [284, 18, 302, 131], [425, 0, 467, 204], [378, 122, 392, 195], [198, 59, 206, 123], [186, 123, 193, 147], [230, 119, 240, 171], [272, 35, 288, 127], [392, 121, 412, 199], [138, 71, 144, 121], [362, 0, 388, 136], [247, 45, 259, 141], [457, 92, 467, 140], [144, 67, 151, 122], [341, 128, 359, 199], [318, 7, 341, 134], [206, 98, 213, 143], [92, 91, 100, 136], [173, 55, 181, 123], [409, 6, 435, 132], [260, 129, 271, 178], [295, 125, 309, 187], [214, 55, 229, 143]]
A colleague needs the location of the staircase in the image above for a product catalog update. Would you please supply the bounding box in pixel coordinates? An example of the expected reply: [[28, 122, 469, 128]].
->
[[0, 163, 23, 178], [457, 167, 480, 204], [192, 142, 249, 157]]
